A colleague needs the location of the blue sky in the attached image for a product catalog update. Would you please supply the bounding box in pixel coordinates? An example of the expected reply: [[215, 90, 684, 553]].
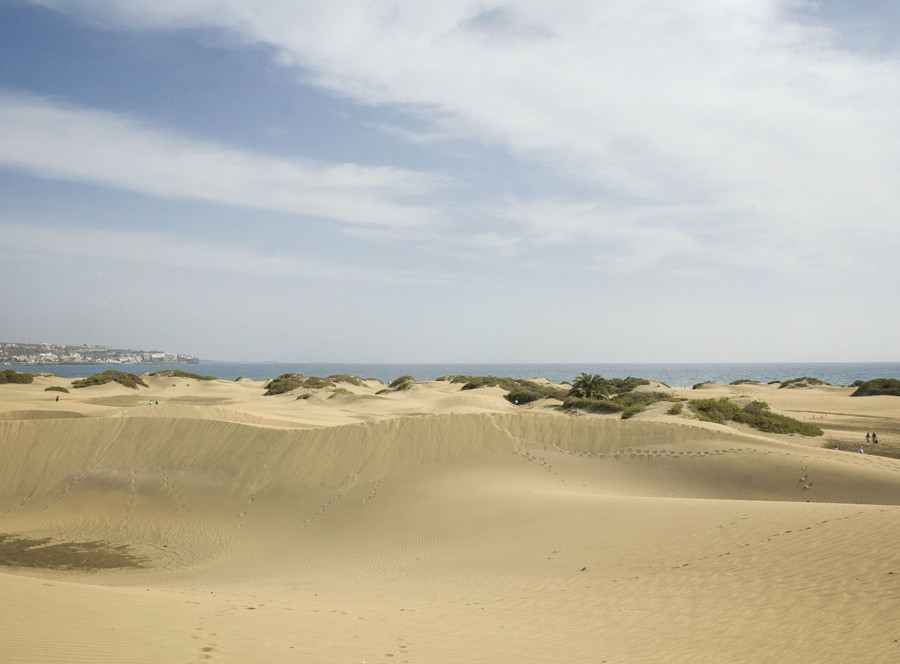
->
[[1, 1, 899, 362]]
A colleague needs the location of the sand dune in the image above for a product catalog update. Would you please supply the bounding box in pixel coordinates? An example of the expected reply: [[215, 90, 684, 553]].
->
[[1, 376, 899, 663]]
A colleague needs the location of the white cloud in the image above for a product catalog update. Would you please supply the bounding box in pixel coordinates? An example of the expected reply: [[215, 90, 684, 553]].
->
[[23, 1, 900, 274], [0, 221, 456, 285], [0, 90, 445, 230]]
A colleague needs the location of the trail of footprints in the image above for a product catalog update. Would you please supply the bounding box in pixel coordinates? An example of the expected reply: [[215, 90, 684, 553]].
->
[[361, 480, 381, 505], [300, 478, 384, 527], [659, 510, 869, 577], [118, 468, 138, 531], [591, 447, 758, 459], [604, 510, 872, 584], [191, 612, 220, 661], [37, 469, 87, 513], [155, 467, 189, 515], [519, 450, 564, 482]]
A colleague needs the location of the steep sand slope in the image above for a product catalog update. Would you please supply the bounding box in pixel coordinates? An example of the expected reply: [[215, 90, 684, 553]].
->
[[1, 378, 899, 663]]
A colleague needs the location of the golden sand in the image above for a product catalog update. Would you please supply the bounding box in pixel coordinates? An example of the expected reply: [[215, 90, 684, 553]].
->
[[1, 374, 898, 663]]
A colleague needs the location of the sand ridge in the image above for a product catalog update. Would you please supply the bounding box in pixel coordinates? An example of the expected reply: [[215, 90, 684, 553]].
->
[[1, 374, 899, 662]]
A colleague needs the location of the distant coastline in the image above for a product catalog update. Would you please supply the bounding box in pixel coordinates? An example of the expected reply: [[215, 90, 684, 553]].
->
[[0, 342, 198, 367]]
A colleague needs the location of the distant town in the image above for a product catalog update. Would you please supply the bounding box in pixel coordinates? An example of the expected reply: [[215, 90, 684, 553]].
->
[[0, 342, 199, 366]]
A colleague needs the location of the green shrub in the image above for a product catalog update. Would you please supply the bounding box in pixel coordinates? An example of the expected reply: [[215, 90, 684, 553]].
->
[[451, 375, 567, 402], [608, 376, 651, 393], [330, 388, 353, 398], [302, 376, 336, 389], [689, 397, 742, 423], [732, 401, 823, 435], [850, 378, 900, 397], [779, 377, 829, 389], [327, 374, 365, 387], [505, 386, 549, 405], [394, 381, 413, 391], [390, 375, 415, 388], [667, 402, 683, 415], [438, 375, 475, 384], [689, 398, 822, 436], [44, 385, 69, 393], [148, 370, 216, 380], [264, 374, 339, 395], [611, 391, 676, 408], [72, 371, 148, 389], [0, 369, 35, 384], [296, 393, 312, 400], [621, 404, 646, 419], [264, 374, 306, 395], [375, 388, 391, 395], [562, 397, 625, 413], [730, 379, 761, 385], [459, 376, 502, 390]]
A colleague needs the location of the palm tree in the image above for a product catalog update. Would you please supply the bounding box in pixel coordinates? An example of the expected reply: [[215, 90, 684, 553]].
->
[[568, 373, 609, 400]]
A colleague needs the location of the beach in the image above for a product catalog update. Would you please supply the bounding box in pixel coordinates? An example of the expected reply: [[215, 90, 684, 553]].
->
[[1, 373, 899, 663]]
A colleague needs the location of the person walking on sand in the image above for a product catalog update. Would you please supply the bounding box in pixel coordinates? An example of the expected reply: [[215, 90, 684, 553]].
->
[[873, 432, 878, 444], [866, 432, 871, 443]]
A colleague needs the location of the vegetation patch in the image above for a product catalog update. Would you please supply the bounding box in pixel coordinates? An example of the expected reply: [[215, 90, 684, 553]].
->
[[264, 374, 339, 395], [0, 534, 145, 570], [72, 371, 148, 389], [444, 375, 567, 405], [730, 379, 761, 385], [148, 370, 216, 381], [779, 377, 830, 389], [850, 378, 900, 397], [390, 375, 415, 388], [296, 393, 312, 400], [668, 402, 684, 415], [330, 388, 353, 398], [44, 386, 69, 393], [0, 369, 35, 384], [689, 398, 823, 436], [621, 404, 646, 419], [567, 373, 650, 400], [327, 374, 365, 387], [301, 376, 336, 389], [564, 375, 672, 417], [562, 397, 625, 414], [264, 374, 305, 395]]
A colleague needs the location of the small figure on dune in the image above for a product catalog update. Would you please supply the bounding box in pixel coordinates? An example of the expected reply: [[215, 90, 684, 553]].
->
[[866, 432, 871, 443], [858, 447, 865, 454], [873, 432, 878, 444]]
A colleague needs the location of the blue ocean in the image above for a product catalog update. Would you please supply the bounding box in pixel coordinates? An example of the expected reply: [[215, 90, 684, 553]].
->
[[5, 361, 900, 388]]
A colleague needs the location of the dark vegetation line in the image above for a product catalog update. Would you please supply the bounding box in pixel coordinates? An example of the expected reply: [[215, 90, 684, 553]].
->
[[2, 367, 891, 438]]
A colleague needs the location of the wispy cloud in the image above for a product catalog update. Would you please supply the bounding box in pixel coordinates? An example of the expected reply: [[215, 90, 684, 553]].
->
[[0, 221, 457, 285], [21, 1, 900, 277], [0, 90, 446, 230], [26, 0, 900, 272]]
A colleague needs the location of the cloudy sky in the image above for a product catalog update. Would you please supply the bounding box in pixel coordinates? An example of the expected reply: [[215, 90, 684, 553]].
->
[[2, 1, 899, 362]]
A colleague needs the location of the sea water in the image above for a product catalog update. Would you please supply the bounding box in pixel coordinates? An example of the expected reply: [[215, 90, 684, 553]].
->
[[5, 361, 900, 388]]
